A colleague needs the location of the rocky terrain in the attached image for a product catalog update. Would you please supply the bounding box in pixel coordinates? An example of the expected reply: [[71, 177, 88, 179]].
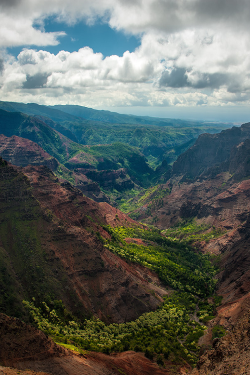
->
[[192, 295, 250, 375], [0, 158, 167, 323], [0, 134, 58, 170], [172, 122, 250, 180], [129, 122, 250, 374], [1, 112, 250, 375]]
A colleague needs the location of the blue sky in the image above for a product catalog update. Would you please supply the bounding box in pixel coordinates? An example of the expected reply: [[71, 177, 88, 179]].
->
[[0, 0, 250, 123], [8, 17, 140, 58]]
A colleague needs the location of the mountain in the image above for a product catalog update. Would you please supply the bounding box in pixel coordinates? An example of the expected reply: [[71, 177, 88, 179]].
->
[[0, 101, 229, 128], [172, 123, 250, 180], [132, 122, 250, 225], [0, 159, 166, 323], [0, 110, 159, 204], [126, 121, 250, 374], [0, 101, 230, 170], [1, 101, 250, 374], [51, 104, 227, 128], [0, 101, 81, 123], [0, 154, 219, 372], [0, 109, 83, 164]]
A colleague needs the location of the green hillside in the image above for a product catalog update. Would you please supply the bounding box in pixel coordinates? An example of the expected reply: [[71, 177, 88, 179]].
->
[[0, 101, 231, 168]]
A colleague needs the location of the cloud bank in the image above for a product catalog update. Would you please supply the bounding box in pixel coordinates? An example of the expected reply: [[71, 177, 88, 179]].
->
[[1, 0, 250, 112]]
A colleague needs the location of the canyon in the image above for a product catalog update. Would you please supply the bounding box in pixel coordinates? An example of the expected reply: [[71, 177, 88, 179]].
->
[[0, 104, 250, 374]]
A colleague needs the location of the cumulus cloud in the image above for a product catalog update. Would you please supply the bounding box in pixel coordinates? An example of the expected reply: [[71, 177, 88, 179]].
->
[[0, 0, 19, 8], [159, 68, 234, 90], [1, 0, 250, 48], [0, 59, 4, 75], [0, 15, 65, 47], [1, 0, 250, 111], [1, 35, 250, 109], [22, 73, 49, 89]]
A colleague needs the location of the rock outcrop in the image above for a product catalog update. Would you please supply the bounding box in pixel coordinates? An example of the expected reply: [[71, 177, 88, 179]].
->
[[0, 314, 66, 367], [192, 296, 250, 375], [0, 134, 58, 170]]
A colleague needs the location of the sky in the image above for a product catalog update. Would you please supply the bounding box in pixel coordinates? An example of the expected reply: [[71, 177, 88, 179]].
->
[[0, 0, 250, 123]]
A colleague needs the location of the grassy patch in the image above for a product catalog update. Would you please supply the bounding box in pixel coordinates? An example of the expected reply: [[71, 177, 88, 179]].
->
[[103, 225, 217, 296], [212, 325, 226, 340], [118, 185, 170, 214], [162, 219, 226, 244]]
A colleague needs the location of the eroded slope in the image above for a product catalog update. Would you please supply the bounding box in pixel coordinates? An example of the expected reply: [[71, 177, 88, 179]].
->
[[0, 158, 165, 323]]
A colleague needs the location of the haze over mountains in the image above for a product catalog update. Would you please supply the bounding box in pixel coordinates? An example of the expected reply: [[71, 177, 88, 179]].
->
[[0, 101, 250, 374]]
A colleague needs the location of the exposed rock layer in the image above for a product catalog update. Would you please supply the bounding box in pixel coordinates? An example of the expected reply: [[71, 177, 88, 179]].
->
[[0, 134, 58, 170]]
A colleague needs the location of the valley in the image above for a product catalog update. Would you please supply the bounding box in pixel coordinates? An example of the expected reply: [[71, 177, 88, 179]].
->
[[0, 101, 250, 375]]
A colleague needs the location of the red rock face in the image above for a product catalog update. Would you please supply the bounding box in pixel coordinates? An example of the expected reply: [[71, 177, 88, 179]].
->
[[0, 313, 67, 367], [139, 173, 250, 233], [192, 296, 250, 375], [216, 216, 250, 304], [0, 134, 58, 170]]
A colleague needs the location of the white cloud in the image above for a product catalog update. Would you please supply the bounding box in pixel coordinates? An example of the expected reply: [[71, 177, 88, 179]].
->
[[1, 0, 250, 48], [1, 0, 250, 114], [0, 14, 65, 48]]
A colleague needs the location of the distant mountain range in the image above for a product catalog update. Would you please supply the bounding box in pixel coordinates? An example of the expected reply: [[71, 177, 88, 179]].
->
[[0, 100, 232, 127]]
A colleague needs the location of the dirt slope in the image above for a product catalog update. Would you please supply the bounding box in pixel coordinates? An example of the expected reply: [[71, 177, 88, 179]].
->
[[192, 296, 250, 375]]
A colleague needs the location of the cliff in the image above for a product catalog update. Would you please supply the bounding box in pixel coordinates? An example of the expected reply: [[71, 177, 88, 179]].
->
[[172, 122, 250, 180]]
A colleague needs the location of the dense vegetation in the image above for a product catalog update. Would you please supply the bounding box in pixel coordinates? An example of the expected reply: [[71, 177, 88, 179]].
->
[[21, 223, 220, 367], [118, 184, 170, 216], [24, 291, 219, 367], [162, 219, 226, 245], [103, 226, 217, 296]]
